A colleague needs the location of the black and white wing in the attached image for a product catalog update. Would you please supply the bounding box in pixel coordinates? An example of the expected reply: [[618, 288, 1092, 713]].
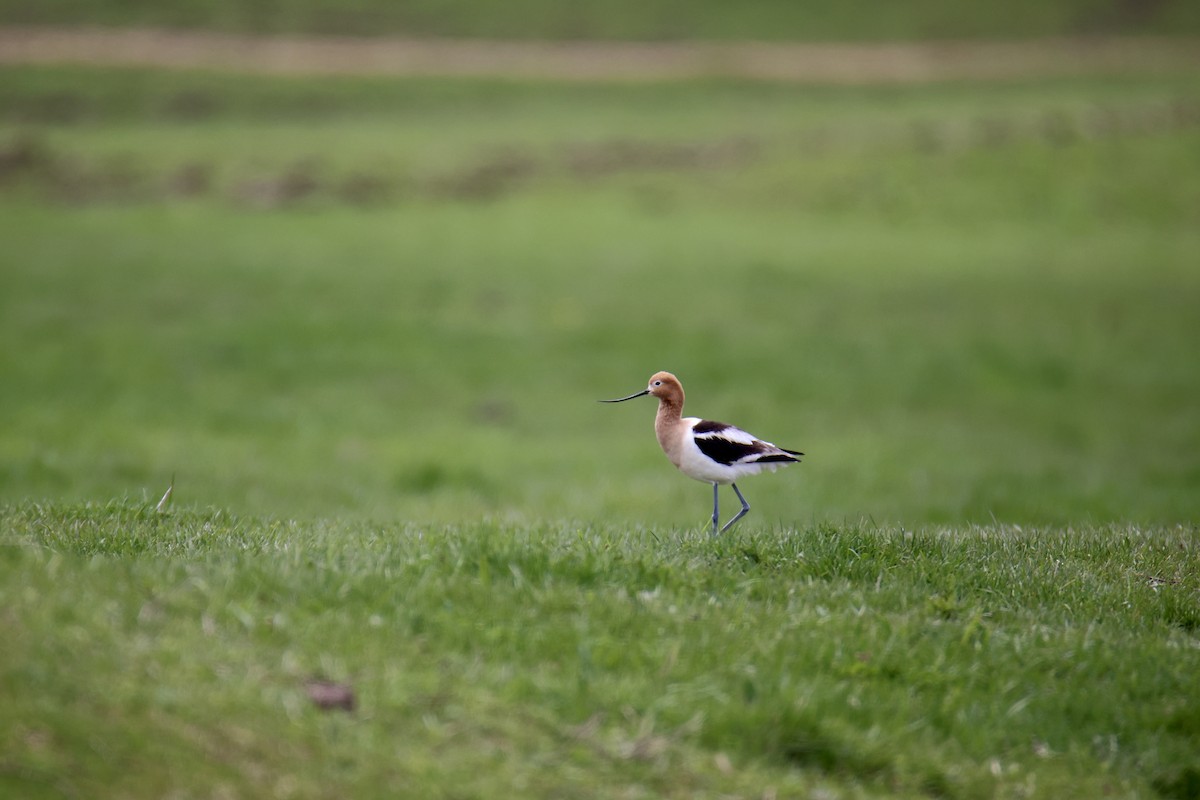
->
[[691, 418, 803, 468]]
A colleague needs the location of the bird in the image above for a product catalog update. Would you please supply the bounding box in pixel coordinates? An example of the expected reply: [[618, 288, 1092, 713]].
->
[[601, 371, 803, 534]]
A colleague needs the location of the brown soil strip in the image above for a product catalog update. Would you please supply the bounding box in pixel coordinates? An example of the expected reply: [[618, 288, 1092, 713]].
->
[[1, 27, 1198, 82]]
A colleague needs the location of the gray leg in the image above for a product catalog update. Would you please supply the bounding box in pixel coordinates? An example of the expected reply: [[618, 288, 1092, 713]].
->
[[719, 483, 751, 533], [710, 482, 720, 535]]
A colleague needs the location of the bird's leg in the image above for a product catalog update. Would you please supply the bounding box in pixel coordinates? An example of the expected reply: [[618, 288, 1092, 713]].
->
[[710, 482, 720, 536], [719, 483, 751, 534]]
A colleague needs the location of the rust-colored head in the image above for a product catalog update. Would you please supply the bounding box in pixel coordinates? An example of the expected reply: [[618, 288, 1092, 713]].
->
[[645, 371, 684, 406]]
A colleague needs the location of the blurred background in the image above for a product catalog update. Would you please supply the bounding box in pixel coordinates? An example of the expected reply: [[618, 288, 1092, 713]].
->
[[1, 2, 1198, 528]]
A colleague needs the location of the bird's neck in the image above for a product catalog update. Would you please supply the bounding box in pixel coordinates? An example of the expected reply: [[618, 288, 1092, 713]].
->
[[654, 396, 685, 466]]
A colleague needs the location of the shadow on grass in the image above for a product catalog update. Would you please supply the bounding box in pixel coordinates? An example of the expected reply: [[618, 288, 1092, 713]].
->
[[1153, 766, 1200, 800], [715, 706, 954, 798]]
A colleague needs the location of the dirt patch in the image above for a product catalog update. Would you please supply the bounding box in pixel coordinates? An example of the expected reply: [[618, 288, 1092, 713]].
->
[[2, 27, 1199, 83]]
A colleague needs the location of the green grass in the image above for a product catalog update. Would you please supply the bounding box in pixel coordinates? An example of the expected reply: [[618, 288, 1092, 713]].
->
[[1, 66, 1198, 526], [3, 504, 1199, 798], [3, 0, 1200, 39], [1, 64, 1199, 797]]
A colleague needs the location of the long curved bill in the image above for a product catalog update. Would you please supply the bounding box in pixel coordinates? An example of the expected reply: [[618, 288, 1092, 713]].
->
[[599, 389, 650, 403]]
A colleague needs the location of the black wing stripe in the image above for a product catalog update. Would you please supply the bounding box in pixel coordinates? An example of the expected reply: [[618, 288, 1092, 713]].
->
[[693, 419, 734, 436], [754, 453, 803, 464], [694, 435, 767, 466]]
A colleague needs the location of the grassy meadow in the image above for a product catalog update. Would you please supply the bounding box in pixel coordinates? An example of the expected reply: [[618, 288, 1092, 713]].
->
[[2, 59, 1199, 798], [4, 0, 1200, 39]]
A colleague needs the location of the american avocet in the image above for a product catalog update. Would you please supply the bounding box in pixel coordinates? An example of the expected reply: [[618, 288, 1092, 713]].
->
[[601, 371, 803, 534]]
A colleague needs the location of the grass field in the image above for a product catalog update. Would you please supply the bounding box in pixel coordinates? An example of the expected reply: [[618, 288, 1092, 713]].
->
[[2, 66, 1198, 526], [2, 59, 1199, 798], [4, 506, 1199, 798], [3, 0, 1200, 39]]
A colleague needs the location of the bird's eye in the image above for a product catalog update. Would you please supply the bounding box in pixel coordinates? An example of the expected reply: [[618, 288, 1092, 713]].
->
[[653, 380, 662, 386]]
